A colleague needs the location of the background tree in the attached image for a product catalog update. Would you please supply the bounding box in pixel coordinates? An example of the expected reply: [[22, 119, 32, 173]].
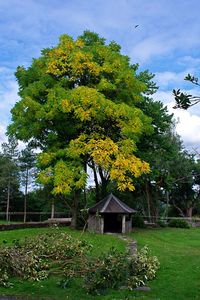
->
[[19, 145, 36, 222], [132, 93, 175, 219], [0, 137, 21, 221], [167, 151, 200, 218]]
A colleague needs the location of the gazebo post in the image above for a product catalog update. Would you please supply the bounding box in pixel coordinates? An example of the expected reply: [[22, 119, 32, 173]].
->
[[122, 214, 126, 234], [100, 217, 104, 233]]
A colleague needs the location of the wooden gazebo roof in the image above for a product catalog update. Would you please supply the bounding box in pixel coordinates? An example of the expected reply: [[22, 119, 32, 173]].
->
[[89, 193, 136, 214]]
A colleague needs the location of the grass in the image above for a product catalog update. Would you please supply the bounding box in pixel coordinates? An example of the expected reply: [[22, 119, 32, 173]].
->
[[0, 220, 20, 224], [131, 228, 200, 300], [0, 227, 200, 299], [0, 227, 130, 300]]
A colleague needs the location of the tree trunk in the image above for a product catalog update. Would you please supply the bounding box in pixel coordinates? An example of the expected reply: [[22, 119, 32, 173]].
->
[[91, 161, 100, 202], [6, 179, 10, 222], [172, 199, 185, 217], [98, 166, 109, 199], [186, 207, 193, 218], [71, 190, 80, 229], [24, 168, 28, 223], [51, 199, 55, 219], [145, 181, 151, 222], [83, 162, 87, 206], [165, 190, 170, 218]]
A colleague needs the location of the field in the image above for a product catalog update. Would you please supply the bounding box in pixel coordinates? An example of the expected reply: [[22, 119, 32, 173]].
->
[[0, 227, 199, 299]]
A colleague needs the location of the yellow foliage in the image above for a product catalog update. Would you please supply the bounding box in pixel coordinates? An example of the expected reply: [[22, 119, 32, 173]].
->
[[61, 99, 73, 113], [75, 38, 84, 48], [38, 152, 56, 167], [16, 33, 153, 195], [38, 167, 53, 185]]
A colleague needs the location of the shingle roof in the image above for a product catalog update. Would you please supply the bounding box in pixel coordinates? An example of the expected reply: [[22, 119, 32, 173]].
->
[[89, 193, 136, 214]]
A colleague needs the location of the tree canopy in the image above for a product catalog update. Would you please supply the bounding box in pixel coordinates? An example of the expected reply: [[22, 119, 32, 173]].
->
[[9, 31, 154, 196]]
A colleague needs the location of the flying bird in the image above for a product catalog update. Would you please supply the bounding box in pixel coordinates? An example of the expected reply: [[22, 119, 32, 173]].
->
[[134, 25, 139, 28]]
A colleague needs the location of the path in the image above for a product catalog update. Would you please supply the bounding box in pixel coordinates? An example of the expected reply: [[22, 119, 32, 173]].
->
[[117, 234, 137, 255], [106, 233, 137, 255]]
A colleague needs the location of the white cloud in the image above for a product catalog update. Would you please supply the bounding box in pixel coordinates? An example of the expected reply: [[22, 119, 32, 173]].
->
[[154, 70, 194, 89], [152, 89, 200, 152], [153, 90, 174, 105], [167, 102, 200, 151], [178, 56, 200, 69], [130, 36, 170, 64], [0, 80, 19, 122], [0, 124, 7, 145]]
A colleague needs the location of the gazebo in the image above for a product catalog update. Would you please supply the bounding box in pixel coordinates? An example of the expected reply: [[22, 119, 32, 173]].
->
[[87, 193, 136, 234]]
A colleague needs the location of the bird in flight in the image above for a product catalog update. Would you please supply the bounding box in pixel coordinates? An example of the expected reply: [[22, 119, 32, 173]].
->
[[134, 25, 139, 28]]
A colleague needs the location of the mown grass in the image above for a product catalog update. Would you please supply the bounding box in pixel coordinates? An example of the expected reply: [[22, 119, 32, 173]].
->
[[131, 228, 200, 300], [0, 227, 200, 299]]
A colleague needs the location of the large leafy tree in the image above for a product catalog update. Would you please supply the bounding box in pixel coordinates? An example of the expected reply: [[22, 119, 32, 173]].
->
[[8, 31, 154, 226]]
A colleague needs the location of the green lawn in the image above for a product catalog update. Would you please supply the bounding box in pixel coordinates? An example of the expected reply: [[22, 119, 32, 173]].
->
[[131, 228, 200, 300], [0, 227, 200, 299]]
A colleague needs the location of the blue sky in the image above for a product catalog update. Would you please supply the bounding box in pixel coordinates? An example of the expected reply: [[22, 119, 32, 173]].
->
[[1, 0, 200, 152]]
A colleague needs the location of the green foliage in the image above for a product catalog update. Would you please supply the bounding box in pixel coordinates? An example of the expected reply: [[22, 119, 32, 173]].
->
[[173, 73, 200, 109], [8, 30, 153, 197], [168, 218, 190, 228], [0, 137, 22, 214], [84, 247, 129, 294], [127, 246, 160, 289], [0, 228, 159, 296], [84, 246, 159, 295], [132, 213, 146, 228], [156, 219, 167, 227], [57, 278, 72, 289], [0, 231, 92, 286], [173, 89, 192, 109]]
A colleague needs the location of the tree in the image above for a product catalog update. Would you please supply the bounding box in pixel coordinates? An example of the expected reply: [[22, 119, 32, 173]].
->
[[8, 31, 156, 227], [130, 94, 175, 218], [173, 74, 200, 109], [1, 136, 18, 221], [167, 151, 200, 218], [19, 145, 36, 222], [0, 155, 22, 218]]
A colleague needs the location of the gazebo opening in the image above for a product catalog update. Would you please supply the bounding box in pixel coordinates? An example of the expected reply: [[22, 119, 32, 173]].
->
[[104, 213, 122, 233]]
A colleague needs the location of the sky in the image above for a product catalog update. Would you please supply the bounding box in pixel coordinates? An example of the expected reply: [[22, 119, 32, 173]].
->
[[1, 0, 200, 153]]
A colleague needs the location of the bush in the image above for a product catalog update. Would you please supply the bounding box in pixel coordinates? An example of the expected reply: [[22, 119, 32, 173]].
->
[[168, 218, 190, 229], [84, 247, 129, 294], [127, 246, 160, 289], [132, 213, 146, 228], [157, 219, 167, 228], [84, 246, 159, 294]]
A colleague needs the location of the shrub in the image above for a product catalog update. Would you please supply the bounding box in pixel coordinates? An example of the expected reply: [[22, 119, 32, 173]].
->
[[157, 219, 167, 227], [127, 246, 160, 290], [168, 218, 190, 229], [84, 247, 129, 294], [132, 213, 146, 228], [84, 246, 159, 294]]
